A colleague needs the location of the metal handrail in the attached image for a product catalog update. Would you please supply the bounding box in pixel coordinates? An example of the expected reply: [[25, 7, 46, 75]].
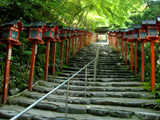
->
[[10, 43, 100, 120]]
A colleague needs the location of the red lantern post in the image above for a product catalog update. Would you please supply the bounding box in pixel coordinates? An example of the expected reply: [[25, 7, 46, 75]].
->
[[0, 20, 24, 103], [138, 20, 148, 82], [72, 28, 76, 56], [84, 30, 87, 47], [63, 27, 70, 64], [118, 30, 123, 56], [75, 29, 79, 54], [107, 31, 111, 46], [145, 20, 160, 91], [132, 24, 141, 75], [127, 27, 134, 70], [68, 28, 74, 59], [43, 23, 58, 80], [51, 26, 62, 74], [26, 21, 46, 91], [122, 29, 129, 65]]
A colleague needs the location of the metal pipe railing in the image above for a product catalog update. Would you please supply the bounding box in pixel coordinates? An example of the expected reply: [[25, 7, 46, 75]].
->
[[10, 43, 100, 120], [94, 43, 100, 82]]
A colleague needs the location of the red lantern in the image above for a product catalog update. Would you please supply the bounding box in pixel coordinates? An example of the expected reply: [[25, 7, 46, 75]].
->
[[60, 26, 67, 39], [28, 21, 46, 43], [43, 23, 58, 41], [54, 26, 61, 42], [1, 20, 24, 44]]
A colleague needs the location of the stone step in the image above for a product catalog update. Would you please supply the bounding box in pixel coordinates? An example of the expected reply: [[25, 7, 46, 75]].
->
[[58, 73, 136, 78], [22, 91, 157, 109], [6, 96, 160, 119], [0, 105, 142, 120], [60, 70, 135, 76], [97, 67, 130, 70], [61, 68, 134, 73], [62, 66, 130, 70], [67, 64, 126, 68], [48, 76, 140, 83], [23, 91, 157, 108], [32, 85, 152, 99], [47, 78, 142, 87], [68, 60, 123, 62], [68, 61, 124, 64], [38, 81, 146, 92]]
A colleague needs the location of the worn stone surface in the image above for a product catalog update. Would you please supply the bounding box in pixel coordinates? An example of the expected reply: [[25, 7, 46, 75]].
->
[[109, 109, 133, 118], [87, 108, 108, 116], [135, 112, 160, 120]]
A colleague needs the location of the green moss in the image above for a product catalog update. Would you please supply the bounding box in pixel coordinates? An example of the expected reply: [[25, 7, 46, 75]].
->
[[138, 82, 151, 91], [62, 65, 69, 68], [54, 71, 62, 75]]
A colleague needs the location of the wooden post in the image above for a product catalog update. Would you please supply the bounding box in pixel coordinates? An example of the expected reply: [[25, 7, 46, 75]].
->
[[131, 42, 133, 70], [65, 40, 68, 64], [122, 39, 124, 58], [141, 41, 144, 82], [151, 40, 155, 91], [119, 38, 121, 52], [125, 41, 127, 65], [44, 40, 50, 81], [84, 35, 86, 47], [28, 42, 37, 91], [117, 38, 119, 51], [2, 43, 12, 103], [51, 41, 56, 75], [68, 39, 71, 59], [120, 38, 121, 53], [60, 40, 64, 68], [135, 41, 137, 75], [114, 37, 115, 49], [75, 37, 77, 54], [72, 38, 74, 56], [78, 37, 80, 51]]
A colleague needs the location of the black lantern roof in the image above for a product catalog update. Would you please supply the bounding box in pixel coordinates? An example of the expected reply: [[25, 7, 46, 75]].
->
[[47, 23, 58, 27], [120, 29, 126, 32], [0, 19, 24, 31], [146, 20, 156, 25], [79, 29, 84, 31], [73, 28, 79, 31], [69, 27, 74, 31], [134, 24, 141, 29], [116, 29, 119, 32], [95, 27, 109, 34], [63, 27, 70, 31], [29, 21, 46, 27], [1, 19, 19, 26], [108, 30, 112, 33], [128, 27, 134, 31], [156, 16, 160, 22], [125, 29, 129, 32], [142, 20, 147, 25]]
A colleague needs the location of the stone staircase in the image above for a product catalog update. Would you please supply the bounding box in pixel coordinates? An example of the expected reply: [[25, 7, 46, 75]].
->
[[0, 41, 160, 120]]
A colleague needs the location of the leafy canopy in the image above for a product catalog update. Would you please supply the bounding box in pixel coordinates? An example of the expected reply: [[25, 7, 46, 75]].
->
[[0, 0, 144, 31]]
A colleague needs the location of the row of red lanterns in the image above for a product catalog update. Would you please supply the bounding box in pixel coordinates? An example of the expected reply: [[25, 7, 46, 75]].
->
[[107, 16, 160, 92], [0, 20, 97, 104]]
